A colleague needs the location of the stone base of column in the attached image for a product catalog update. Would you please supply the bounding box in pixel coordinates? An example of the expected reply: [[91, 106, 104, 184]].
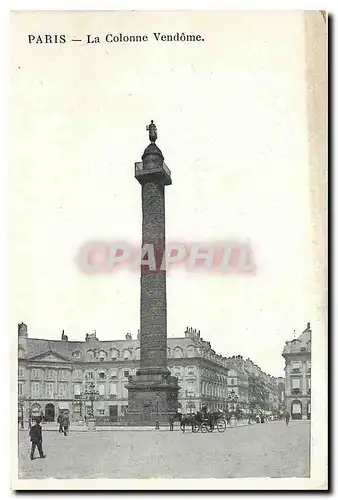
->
[[126, 372, 179, 424]]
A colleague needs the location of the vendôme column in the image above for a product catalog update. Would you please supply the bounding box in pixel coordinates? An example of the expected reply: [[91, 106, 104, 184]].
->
[[126, 121, 179, 423]]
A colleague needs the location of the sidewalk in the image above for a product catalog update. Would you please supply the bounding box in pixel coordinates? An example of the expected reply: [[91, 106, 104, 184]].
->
[[20, 419, 262, 432]]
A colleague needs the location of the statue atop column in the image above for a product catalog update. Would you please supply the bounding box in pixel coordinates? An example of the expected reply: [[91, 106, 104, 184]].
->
[[146, 120, 157, 143]]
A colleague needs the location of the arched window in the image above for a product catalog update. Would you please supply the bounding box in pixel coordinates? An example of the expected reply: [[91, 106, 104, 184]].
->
[[110, 348, 119, 360], [122, 349, 131, 360], [174, 347, 183, 359], [187, 346, 195, 358], [31, 403, 41, 416], [99, 350, 107, 361], [291, 400, 302, 419], [86, 350, 95, 360]]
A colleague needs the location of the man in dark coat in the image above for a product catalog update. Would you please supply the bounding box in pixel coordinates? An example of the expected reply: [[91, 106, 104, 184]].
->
[[29, 417, 46, 460], [62, 414, 70, 436], [168, 414, 174, 431], [57, 414, 63, 433]]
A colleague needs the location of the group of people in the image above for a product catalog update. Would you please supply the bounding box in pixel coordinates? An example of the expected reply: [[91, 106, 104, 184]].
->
[[28, 412, 70, 460]]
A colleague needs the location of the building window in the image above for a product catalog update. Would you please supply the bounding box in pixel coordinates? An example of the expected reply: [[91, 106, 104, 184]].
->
[[291, 378, 300, 389], [308, 378, 311, 389], [45, 369, 53, 380], [109, 383, 118, 395], [31, 369, 40, 379], [18, 366, 24, 378], [187, 346, 195, 358], [59, 370, 69, 381], [45, 382, 53, 398], [291, 362, 301, 373], [291, 400, 302, 414], [86, 371, 94, 380], [110, 349, 119, 360], [18, 382, 23, 396], [73, 384, 82, 396], [110, 369, 118, 380], [97, 409, 105, 416], [73, 370, 82, 381], [124, 371, 129, 378], [59, 383, 68, 398], [31, 382, 40, 398], [308, 361, 311, 371], [98, 384, 105, 396], [99, 372, 106, 380], [99, 350, 107, 360], [121, 383, 128, 399], [123, 350, 131, 360], [72, 351, 81, 359], [174, 347, 183, 358]]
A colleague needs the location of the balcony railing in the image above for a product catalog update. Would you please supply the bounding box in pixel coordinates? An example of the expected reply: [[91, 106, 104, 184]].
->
[[291, 388, 301, 395], [135, 161, 171, 178]]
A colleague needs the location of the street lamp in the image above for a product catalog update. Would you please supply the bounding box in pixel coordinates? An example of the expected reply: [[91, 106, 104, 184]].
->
[[227, 389, 239, 418], [84, 382, 100, 418], [186, 390, 195, 414], [74, 393, 86, 419]]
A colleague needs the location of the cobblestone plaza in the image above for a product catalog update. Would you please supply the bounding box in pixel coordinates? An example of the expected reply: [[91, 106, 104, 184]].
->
[[18, 421, 310, 479]]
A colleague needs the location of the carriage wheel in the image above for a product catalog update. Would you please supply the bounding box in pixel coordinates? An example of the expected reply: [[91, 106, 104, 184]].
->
[[217, 419, 226, 433], [207, 424, 213, 433], [201, 422, 208, 433]]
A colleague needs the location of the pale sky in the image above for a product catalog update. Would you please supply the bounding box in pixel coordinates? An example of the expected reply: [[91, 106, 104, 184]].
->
[[9, 11, 316, 377]]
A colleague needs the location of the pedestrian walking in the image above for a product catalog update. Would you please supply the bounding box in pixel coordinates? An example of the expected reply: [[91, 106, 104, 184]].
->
[[57, 414, 63, 433], [62, 414, 70, 436], [29, 417, 46, 460], [169, 414, 174, 431], [285, 411, 290, 426]]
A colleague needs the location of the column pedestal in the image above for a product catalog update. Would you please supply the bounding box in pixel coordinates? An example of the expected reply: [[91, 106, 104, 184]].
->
[[126, 372, 179, 424]]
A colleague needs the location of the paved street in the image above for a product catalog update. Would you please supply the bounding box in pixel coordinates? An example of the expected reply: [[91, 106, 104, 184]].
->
[[18, 421, 310, 479]]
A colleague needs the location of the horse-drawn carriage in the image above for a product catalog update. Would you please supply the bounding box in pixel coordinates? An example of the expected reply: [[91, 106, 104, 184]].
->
[[178, 410, 226, 433]]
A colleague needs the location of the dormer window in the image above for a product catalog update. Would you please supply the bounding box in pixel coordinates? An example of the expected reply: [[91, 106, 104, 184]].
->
[[72, 351, 81, 359], [123, 349, 131, 360]]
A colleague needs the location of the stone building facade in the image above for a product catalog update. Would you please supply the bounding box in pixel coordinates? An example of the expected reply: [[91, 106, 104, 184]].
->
[[18, 323, 229, 423], [225, 356, 284, 415], [282, 322, 311, 419]]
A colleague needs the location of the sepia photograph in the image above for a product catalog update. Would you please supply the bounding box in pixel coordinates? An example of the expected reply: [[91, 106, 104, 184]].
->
[[9, 10, 327, 490]]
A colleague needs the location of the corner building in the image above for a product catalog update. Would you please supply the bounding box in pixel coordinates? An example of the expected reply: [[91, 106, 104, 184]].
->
[[282, 323, 311, 419]]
